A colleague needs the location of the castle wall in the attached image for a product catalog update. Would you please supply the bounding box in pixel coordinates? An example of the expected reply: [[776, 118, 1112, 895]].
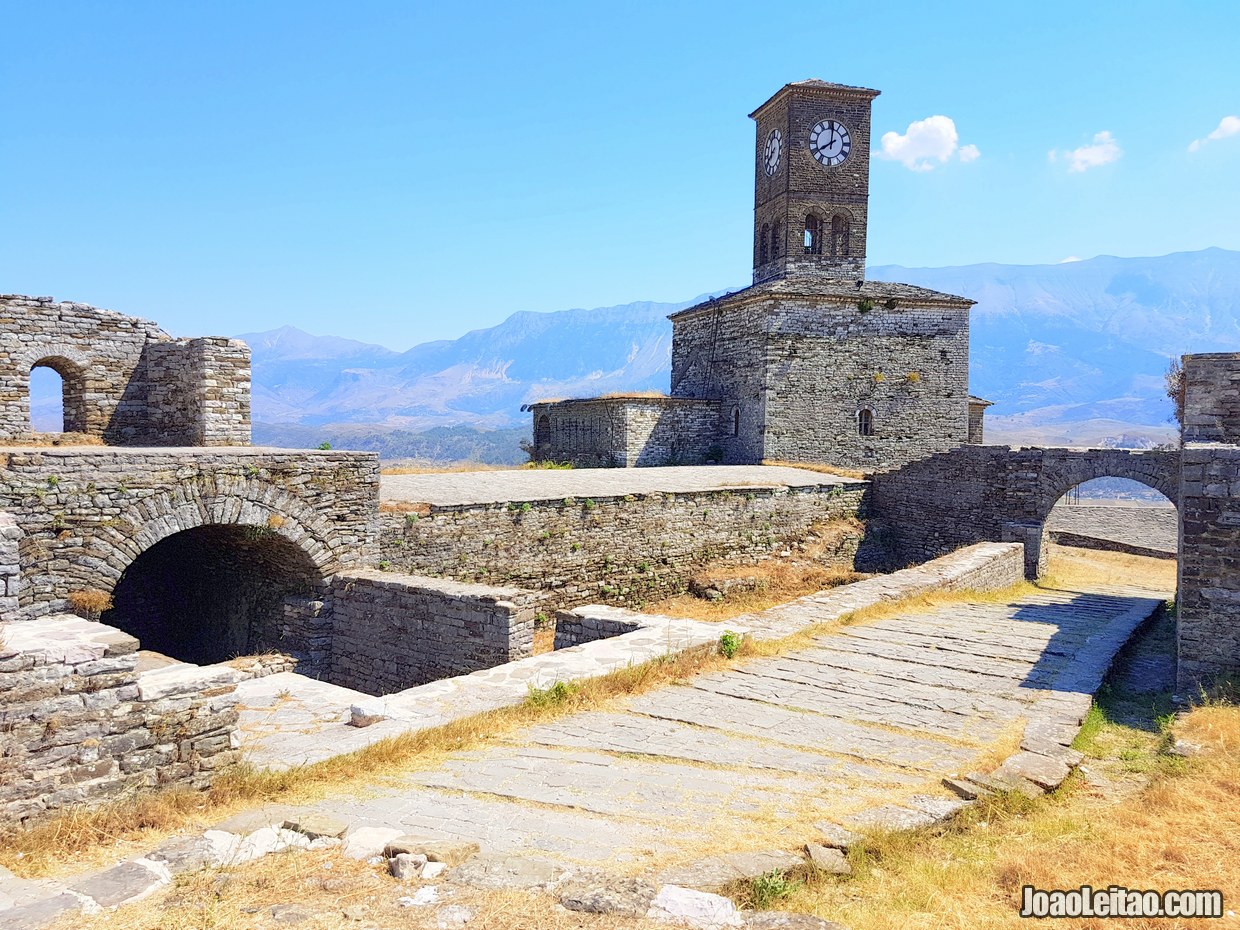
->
[[870, 445, 1180, 575], [327, 571, 540, 695], [670, 305, 768, 464], [0, 447, 379, 618], [379, 481, 871, 609], [0, 616, 240, 828], [760, 302, 971, 469]]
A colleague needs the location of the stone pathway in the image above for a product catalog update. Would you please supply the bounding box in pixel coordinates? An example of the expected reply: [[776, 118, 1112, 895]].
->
[[287, 583, 1167, 870], [2, 572, 1169, 928], [380, 464, 861, 506]]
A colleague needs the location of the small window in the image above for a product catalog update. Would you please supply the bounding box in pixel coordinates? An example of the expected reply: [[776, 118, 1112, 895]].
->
[[758, 224, 769, 265], [771, 220, 782, 259], [730, 406, 741, 437], [857, 408, 874, 437], [803, 214, 822, 255]]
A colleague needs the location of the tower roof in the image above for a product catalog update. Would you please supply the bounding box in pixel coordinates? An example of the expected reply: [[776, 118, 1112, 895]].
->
[[750, 79, 881, 120]]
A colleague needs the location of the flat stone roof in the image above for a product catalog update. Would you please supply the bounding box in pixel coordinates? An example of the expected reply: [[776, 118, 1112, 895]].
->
[[380, 464, 865, 507]]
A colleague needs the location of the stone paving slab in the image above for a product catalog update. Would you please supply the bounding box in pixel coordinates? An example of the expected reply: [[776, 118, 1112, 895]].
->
[[379, 464, 860, 506], [521, 712, 922, 785], [626, 687, 976, 771]]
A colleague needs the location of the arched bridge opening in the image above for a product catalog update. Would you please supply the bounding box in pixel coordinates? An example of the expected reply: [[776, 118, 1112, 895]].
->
[[101, 523, 326, 665]]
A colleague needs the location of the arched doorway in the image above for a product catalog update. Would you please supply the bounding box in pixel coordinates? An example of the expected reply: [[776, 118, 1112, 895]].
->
[[29, 356, 88, 435], [102, 523, 326, 665]]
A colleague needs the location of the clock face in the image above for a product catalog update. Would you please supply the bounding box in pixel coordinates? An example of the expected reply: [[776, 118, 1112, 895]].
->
[[809, 119, 852, 167], [762, 129, 782, 176]]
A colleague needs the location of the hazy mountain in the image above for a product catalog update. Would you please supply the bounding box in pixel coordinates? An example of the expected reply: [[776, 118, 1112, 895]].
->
[[235, 248, 1238, 454]]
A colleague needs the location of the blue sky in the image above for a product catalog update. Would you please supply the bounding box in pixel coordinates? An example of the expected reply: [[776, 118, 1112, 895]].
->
[[2, 1, 1238, 347]]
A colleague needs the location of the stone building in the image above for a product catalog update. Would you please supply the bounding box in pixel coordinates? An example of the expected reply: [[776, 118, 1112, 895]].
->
[[531, 80, 986, 471]]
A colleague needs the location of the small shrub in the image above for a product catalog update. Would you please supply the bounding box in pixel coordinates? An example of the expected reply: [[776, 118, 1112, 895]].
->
[[46, 475, 59, 488], [246, 465, 261, 478], [857, 297, 875, 314], [377, 560, 391, 571], [583, 498, 597, 511], [405, 512, 420, 524], [526, 680, 579, 708], [637, 561, 649, 573], [570, 542, 581, 552], [872, 371, 886, 383], [718, 630, 742, 659], [750, 869, 802, 908], [266, 514, 286, 530], [317, 441, 332, 450], [905, 370, 921, 383]]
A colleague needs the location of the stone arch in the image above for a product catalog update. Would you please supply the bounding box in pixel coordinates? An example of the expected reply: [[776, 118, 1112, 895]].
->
[[758, 223, 770, 265], [1022, 449, 1180, 579], [11, 342, 96, 437], [1033, 450, 1179, 524], [830, 211, 851, 259], [803, 213, 824, 255], [85, 476, 347, 594]]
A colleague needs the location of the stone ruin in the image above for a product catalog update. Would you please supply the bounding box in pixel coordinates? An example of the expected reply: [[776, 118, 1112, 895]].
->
[[3, 80, 1240, 832]]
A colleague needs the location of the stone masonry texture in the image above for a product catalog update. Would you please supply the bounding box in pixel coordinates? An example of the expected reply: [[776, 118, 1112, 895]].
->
[[0, 616, 239, 828], [0, 446, 379, 618], [0, 295, 250, 445], [379, 481, 872, 609], [328, 570, 542, 696]]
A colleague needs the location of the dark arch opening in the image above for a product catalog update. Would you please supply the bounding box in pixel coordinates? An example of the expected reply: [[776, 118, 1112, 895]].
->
[[771, 220, 783, 259], [535, 414, 551, 448], [731, 405, 741, 437], [30, 356, 87, 434], [830, 213, 850, 258], [101, 524, 325, 665], [857, 408, 874, 437], [804, 214, 823, 255], [758, 223, 770, 265]]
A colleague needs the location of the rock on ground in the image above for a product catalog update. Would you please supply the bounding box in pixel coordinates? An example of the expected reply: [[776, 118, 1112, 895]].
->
[[647, 885, 744, 928]]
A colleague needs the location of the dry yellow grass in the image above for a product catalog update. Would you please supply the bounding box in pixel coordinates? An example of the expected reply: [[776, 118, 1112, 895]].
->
[[2, 432, 106, 447], [1042, 542, 1178, 594], [762, 458, 868, 480], [649, 563, 865, 622]]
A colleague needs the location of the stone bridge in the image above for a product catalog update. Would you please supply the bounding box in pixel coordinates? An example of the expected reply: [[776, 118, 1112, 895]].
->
[[872, 445, 1180, 577]]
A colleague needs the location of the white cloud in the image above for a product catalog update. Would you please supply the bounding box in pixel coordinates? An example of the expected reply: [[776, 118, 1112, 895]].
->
[[1049, 131, 1122, 172], [878, 115, 980, 171], [1059, 256, 1082, 263], [1189, 115, 1240, 152]]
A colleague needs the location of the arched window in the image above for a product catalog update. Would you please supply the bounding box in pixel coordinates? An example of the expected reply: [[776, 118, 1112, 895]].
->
[[29, 357, 87, 435], [731, 406, 741, 437], [535, 415, 551, 447], [857, 408, 874, 437], [803, 214, 822, 255], [771, 220, 782, 259], [758, 224, 770, 265], [831, 213, 850, 258]]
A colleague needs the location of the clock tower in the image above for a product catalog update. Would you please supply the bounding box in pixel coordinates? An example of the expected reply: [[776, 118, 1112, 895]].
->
[[751, 79, 880, 283]]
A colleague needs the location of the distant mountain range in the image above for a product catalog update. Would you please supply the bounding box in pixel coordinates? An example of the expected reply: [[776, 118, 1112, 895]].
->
[[34, 248, 1236, 459]]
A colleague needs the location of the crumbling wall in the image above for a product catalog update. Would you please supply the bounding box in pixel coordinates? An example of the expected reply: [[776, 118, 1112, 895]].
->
[[0, 295, 250, 446], [328, 571, 541, 695], [0, 616, 239, 828], [531, 397, 721, 468]]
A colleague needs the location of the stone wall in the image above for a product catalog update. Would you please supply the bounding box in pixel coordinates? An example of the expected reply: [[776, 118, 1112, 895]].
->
[[0, 447, 379, 618], [379, 482, 872, 609], [1046, 503, 1177, 558], [0, 295, 251, 446], [531, 397, 721, 467], [0, 512, 19, 617], [1178, 444, 1240, 689], [1182, 352, 1240, 444], [0, 616, 240, 828], [328, 571, 541, 696], [871, 445, 1180, 575]]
